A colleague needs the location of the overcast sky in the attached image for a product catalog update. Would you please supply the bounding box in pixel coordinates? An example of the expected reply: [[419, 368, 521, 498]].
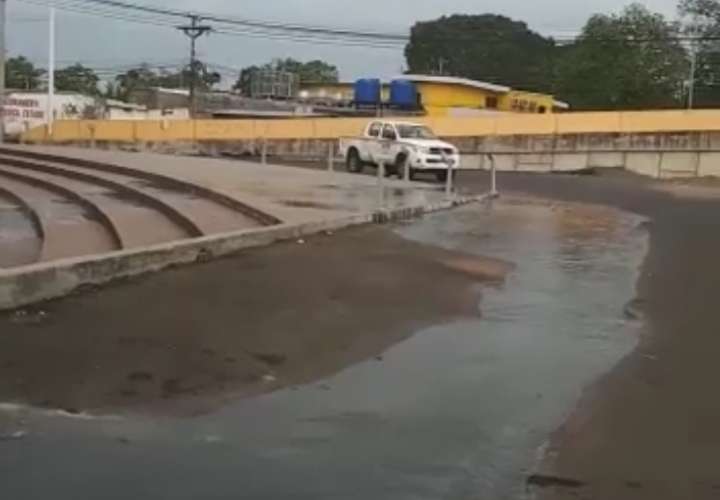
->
[[8, 0, 681, 83]]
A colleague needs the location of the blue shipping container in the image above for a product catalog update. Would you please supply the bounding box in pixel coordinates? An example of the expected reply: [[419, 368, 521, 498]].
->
[[354, 79, 381, 105], [390, 80, 417, 108]]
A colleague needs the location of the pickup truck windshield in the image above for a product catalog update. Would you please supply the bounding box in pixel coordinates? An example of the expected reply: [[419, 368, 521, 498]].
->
[[397, 125, 437, 140]]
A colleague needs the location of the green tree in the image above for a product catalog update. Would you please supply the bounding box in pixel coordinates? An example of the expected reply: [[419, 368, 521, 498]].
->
[[5, 56, 44, 90], [680, 0, 720, 107], [115, 62, 220, 100], [233, 58, 339, 95], [555, 4, 688, 110], [55, 64, 100, 95], [404, 15, 556, 92]]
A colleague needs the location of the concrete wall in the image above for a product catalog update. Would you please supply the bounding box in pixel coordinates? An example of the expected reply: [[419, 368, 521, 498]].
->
[[19, 110, 720, 180], [23, 110, 720, 144]]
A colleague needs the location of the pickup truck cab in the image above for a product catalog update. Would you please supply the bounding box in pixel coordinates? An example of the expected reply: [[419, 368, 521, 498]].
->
[[339, 121, 460, 182]]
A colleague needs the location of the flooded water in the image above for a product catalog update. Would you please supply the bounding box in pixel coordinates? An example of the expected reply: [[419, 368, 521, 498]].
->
[[0, 200, 648, 500]]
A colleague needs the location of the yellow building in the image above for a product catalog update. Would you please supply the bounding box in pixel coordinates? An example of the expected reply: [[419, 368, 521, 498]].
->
[[299, 75, 568, 116], [400, 75, 566, 116]]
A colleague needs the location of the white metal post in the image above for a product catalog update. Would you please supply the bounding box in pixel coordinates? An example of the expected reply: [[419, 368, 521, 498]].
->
[[443, 151, 453, 198], [402, 147, 411, 182], [688, 46, 697, 110], [47, 6, 56, 137], [489, 153, 499, 197], [327, 141, 334, 172], [377, 161, 385, 208]]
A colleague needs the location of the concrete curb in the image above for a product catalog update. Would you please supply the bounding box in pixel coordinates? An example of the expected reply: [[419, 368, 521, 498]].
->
[[0, 194, 486, 311]]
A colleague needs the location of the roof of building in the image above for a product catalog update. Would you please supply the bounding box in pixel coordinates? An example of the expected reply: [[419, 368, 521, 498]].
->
[[105, 99, 147, 111], [397, 75, 512, 94]]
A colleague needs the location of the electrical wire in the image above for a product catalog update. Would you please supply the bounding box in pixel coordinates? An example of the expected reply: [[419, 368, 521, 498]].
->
[[17, 0, 407, 49]]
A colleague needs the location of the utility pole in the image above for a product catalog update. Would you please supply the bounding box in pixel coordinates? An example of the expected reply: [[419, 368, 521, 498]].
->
[[47, 6, 55, 136], [0, 0, 6, 143], [177, 16, 211, 117]]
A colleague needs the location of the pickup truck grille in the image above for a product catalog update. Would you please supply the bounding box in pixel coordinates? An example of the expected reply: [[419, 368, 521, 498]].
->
[[429, 147, 455, 155]]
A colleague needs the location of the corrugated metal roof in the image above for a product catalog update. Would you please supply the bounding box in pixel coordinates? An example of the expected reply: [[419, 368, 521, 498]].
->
[[397, 75, 511, 94]]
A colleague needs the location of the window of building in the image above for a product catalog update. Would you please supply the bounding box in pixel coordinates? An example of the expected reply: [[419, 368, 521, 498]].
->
[[486, 96, 498, 109]]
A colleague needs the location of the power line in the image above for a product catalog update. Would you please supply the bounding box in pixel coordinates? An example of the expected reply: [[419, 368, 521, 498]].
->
[[80, 0, 408, 40], [18, 0, 407, 48], [20, 0, 720, 51]]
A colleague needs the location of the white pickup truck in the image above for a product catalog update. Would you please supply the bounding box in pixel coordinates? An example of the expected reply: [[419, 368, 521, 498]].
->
[[339, 121, 460, 182]]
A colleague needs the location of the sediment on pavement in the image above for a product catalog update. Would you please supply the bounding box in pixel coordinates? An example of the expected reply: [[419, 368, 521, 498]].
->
[[0, 223, 512, 416]]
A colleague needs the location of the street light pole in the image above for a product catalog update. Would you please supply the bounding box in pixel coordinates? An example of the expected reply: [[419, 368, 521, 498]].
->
[[47, 6, 56, 136], [688, 46, 697, 110], [0, 0, 7, 143]]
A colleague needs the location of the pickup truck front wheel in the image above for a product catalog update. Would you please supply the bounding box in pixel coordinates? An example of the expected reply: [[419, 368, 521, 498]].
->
[[346, 149, 363, 173]]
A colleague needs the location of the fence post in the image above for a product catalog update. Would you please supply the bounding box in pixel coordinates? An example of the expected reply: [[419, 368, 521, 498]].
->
[[443, 152, 454, 199], [403, 147, 411, 182], [327, 141, 335, 172], [89, 124, 97, 149], [377, 161, 385, 209], [656, 152, 663, 179], [261, 138, 268, 165], [488, 153, 499, 198]]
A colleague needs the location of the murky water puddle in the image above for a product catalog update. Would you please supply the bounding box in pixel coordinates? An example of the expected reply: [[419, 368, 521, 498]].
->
[[0, 199, 648, 500]]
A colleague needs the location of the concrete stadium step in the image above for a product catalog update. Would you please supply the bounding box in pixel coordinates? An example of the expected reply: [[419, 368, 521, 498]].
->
[[0, 153, 262, 236], [0, 186, 44, 267], [0, 161, 197, 250], [0, 146, 281, 227], [0, 169, 119, 262]]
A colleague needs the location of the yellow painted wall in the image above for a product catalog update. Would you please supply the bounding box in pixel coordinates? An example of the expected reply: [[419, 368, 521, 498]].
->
[[417, 83, 556, 116], [21, 110, 720, 144], [416, 82, 491, 115]]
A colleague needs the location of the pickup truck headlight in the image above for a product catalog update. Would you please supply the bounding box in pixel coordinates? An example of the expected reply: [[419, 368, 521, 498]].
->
[[416, 146, 431, 155]]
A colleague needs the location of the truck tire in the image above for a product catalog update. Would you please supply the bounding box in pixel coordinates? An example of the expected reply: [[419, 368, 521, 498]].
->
[[346, 148, 363, 173]]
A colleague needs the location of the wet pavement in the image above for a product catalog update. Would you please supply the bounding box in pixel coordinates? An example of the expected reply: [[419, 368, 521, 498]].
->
[[0, 199, 648, 499], [0, 197, 41, 268]]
